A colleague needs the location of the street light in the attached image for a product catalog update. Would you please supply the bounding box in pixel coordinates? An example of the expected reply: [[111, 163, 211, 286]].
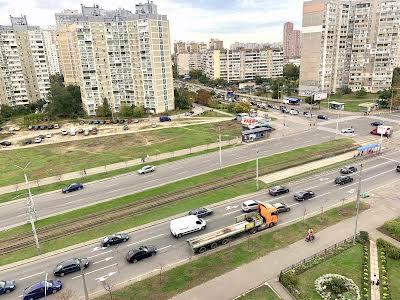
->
[[79, 259, 90, 300], [15, 162, 40, 255], [353, 163, 363, 244]]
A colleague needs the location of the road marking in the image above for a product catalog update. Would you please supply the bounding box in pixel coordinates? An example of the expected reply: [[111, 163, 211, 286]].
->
[[91, 246, 108, 252], [157, 245, 172, 252], [88, 250, 113, 259], [93, 257, 113, 265], [127, 233, 165, 247], [339, 168, 396, 190], [223, 209, 242, 216], [348, 189, 355, 194], [382, 156, 400, 163], [96, 271, 117, 282], [225, 205, 239, 210], [71, 263, 118, 279], [19, 271, 45, 281]]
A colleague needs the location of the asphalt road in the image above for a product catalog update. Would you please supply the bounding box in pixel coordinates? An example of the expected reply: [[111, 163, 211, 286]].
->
[[1, 151, 399, 300], [0, 127, 337, 230]]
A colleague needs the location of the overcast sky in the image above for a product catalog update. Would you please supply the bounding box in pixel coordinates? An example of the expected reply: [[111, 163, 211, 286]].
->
[[0, 0, 303, 46]]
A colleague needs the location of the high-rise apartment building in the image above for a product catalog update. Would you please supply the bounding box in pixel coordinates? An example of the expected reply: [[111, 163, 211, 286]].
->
[[42, 26, 61, 75], [56, 2, 174, 115], [299, 0, 400, 95], [0, 15, 50, 106], [209, 38, 224, 51], [186, 41, 207, 53], [174, 41, 187, 55], [283, 22, 301, 59]]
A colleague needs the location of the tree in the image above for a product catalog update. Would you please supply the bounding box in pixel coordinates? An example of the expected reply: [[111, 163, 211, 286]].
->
[[195, 89, 212, 106], [132, 105, 145, 118], [233, 102, 251, 114], [174, 88, 193, 109], [96, 98, 112, 118], [119, 104, 134, 117], [254, 76, 265, 86], [378, 89, 392, 100], [355, 88, 367, 98], [339, 86, 352, 95], [283, 64, 300, 81]]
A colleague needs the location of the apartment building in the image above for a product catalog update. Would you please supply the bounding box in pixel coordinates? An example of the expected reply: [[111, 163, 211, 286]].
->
[[0, 15, 50, 106], [56, 2, 174, 116], [209, 38, 224, 51], [299, 0, 400, 95], [42, 26, 61, 75], [177, 52, 204, 75]]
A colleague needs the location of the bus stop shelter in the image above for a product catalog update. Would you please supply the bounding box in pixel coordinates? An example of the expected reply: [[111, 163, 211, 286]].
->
[[355, 143, 380, 157], [242, 128, 270, 143], [329, 101, 345, 110]]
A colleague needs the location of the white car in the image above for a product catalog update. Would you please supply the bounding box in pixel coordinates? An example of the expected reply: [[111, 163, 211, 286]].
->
[[241, 200, 260, 212], [46, 133, 52, 138], [34, 137, 42, 143], [289, 109, 299, 115], [341, 128, 355, 134], [303, 112, 312, 118], [138, 165, 156, 174], [61, 129, 68, 135], [54, 124, 60, 129]]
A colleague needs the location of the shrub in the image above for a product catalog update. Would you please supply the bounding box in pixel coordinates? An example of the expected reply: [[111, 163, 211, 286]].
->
[[383, 219, 400, 240]]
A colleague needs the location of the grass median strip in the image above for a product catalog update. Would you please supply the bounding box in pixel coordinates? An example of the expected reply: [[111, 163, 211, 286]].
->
[[238, 284, 280, 300], [94, 202, 369, 300]]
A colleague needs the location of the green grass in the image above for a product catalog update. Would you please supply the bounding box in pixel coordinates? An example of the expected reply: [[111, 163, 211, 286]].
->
[[387, 257, 400, 298], [94, 202, 368, 300], [293, 244, 363, 299], [0, 144, 237, 205], [320, 93, 378, 112], [0, 121, 241, 187], [330, 92, 378, 101], [379, 219, 400, 241], [238, 284, 280, 300], [197, 111, 231, 117]]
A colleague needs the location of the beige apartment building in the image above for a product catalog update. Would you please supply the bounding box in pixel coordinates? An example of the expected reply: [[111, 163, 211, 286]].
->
[[56, 2, 174, 116], [42, 26, 61, 75], [299, 0, 400, 95], [0, 15, 50, 106]]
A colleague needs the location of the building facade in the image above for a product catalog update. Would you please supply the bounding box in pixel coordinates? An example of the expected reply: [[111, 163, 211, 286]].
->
[[209, 38, 224, 51], [283, 22, 301, 59], [42, 26, 61, 75], [0, 15, 50, 106], [299, 0, 400, 95], [56, 2, 174, 115]]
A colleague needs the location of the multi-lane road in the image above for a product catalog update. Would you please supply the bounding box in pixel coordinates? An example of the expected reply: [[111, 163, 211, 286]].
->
[[1, 150, 399, 299], [0, 127, 337, 230]]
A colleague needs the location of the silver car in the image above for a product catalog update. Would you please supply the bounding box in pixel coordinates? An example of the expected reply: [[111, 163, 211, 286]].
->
[[241, 200, 259, 212], [138, 165, 156, 174]]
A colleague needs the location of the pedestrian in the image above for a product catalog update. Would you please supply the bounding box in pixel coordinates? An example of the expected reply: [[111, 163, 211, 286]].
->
[[371, 274, 377, 285], [376, 278, 380, 286], [83, 169, 87, 175]]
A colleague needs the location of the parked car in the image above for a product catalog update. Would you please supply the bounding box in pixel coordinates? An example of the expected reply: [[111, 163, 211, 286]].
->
[[317, 115, 328, 120], [38, 134, 46, 139], [70, 128, 76, 136], [272, 202, 290, 213], [61, 129, 68, 135], [133, 119, 139, 124], [53, 258, 89, 277], [79, 120, 85, 125], [188, 207, 213, 218], [46, 133, 52, 138], [303, 112, 312, 118], [14, 126, 21, 131], [62, 183, 83, 193], [23, 280, 62, 300], [340, 166, 357, 174], [40, 125, 47, 130], [0, 280, 16, 295], [88, 120, 94, 125], [28, 125, 33, 130], [138, 165, 156, 174], [370, 121, 383, 127], [294, 190, 315, 201], [335, 175, 354, 185], [100, 233, 129, 247], [159, 116, 172, 122], [126, 246, 157, 263], [54, 124, 60, 129], [77, 128, 84, 134], [34, 137, 42, 144], [241, 200, 260, 212], [25, 139, 33, 145], [268, 185, 289, 196], [397, 165, 400, 172], [341, 128, 355, 134], [84, 129, 90, 136], [0, 141, 11, 146], [289, 109, 299, 115], [48, 124, 54, 130], [8, 127, 15, 132], [185, 111, 192, 116], [123, 125, 129, 131], [151, 123, 157, 128]]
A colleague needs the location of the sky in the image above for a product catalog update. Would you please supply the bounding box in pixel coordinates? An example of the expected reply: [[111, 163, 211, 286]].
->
[[0, 0, 303, 47]]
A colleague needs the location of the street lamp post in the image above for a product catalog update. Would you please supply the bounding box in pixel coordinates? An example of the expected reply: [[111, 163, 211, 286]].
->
[[353, 163, 363, 244], [80, 259, 90, 300], [256, 150, 259, 191]]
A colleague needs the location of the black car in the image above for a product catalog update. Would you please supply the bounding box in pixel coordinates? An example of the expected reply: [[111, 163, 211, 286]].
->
[[268, 185, 289, 196], [101, 233, 129, 247], [0, 141, 11, 146], [32, 125, 40, 130], [317, 115, 328, 120], [62, 183, 84, 193], [335, 175, 354, 185], [188, 207, 213, 218], [38, 134, 46, 139], [40, 125, 47, 130], [340, 166, 357, 174], [0, 280, 16, 295], [294, 190, 315, 201], [53, 258, 89, 277], [396, 165, 400, 172], [48, 124, 54, 130], [126, 246, 156, 263], [272, 202, 290, 213], [25, 139, 33, 145], [88, 120, 94, 125], [371, 121, 383, 127]]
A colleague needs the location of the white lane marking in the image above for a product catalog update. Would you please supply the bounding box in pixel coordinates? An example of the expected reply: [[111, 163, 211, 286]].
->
[[382, 156, 400, 163], [319, 178, 330, 182], [19, 271, 44, 281], [71, 263, 118, 280], [157, 245, 172, 252], [91, 246, 108, 252], [348, 189, 355, 194], [96, 271, 117, 282], [88, 250, 113, 259], [223, 209, 242, 216], [93, 257, 113, 265], [225, 205, 239, 211], [127, 233, 165, 247], [339, 168, 396, 190]]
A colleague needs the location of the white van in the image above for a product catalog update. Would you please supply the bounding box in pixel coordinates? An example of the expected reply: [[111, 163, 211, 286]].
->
[[170, 215, 206, 238], [70, 128, 76, 136]]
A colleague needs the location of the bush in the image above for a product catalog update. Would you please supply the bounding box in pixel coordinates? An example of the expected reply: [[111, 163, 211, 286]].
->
[[383, 219, 400, 240], [358, 231, 369, 244], [280, 270, 298, 287]]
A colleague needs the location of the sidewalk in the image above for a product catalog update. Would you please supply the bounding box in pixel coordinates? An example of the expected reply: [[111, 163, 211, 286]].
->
[[171, 186, 400, 300]]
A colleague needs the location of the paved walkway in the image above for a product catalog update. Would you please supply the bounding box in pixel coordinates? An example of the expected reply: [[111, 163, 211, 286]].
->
[[171, 186, 400, 300], [259, 151, 355, 184], [370, 240, 381, 300]]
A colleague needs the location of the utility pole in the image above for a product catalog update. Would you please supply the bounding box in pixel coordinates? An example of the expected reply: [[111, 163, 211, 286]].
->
[[15, 163, 40, 255], [335, 110, 340, 139], [256, 150, 259, 191], [218, 126, 222, 169], [353, 163, 363, 244], [44, 272, 48, 298], [80, 259, 90, 300], [390, 88, 394, 113]]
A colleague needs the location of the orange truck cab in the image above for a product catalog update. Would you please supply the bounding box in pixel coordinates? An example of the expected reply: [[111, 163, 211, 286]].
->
[[257, 203, 278, 227]]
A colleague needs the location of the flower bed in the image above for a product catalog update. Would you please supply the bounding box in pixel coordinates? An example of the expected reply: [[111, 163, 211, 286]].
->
[[315, 274, 360, 300], [376, 239, 400, 300]]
